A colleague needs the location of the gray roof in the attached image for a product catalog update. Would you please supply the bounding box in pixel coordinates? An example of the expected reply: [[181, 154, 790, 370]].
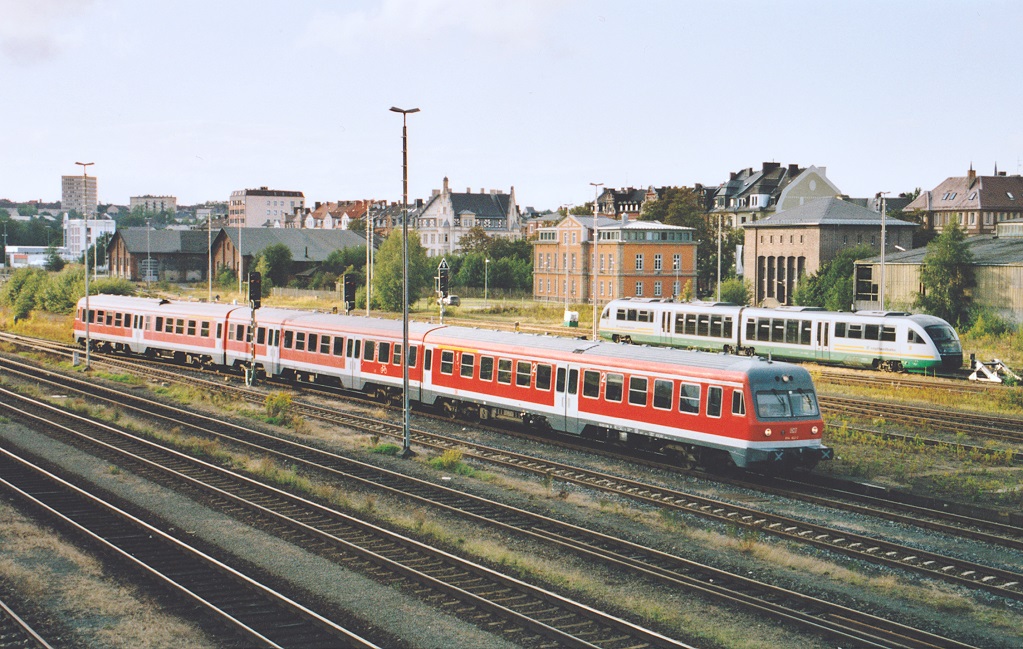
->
[[222, 228, 368, 261], [745, 197, 915, 228], [859, 234, 1023, 267], [448, 191, 513, 219], [117, 228, 210, 254]]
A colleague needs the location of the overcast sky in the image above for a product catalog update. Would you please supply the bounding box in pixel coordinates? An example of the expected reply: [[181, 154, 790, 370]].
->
[[2, 0, 1021, 211]]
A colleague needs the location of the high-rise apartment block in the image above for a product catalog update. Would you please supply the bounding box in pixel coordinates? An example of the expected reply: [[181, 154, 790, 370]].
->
[[62, 174, 98, 216], [228, 187, 305, 228]]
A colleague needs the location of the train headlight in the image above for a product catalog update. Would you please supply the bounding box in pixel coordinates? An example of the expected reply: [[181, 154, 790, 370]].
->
[[811, 426, 819, 435], [764, 428, 772, 437]]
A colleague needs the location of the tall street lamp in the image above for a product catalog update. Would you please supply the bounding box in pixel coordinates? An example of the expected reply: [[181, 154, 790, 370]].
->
[[877, 192, 889, 310], [484, 257, 490, 307], [716, 213, 723, 302], [559, 203, 572, 307], [75, 161, 94, 370], [146, 218, 152, 291], [390, 105, 419, 459], [208, 213, 213, 302], [589, 182, 603, 340]]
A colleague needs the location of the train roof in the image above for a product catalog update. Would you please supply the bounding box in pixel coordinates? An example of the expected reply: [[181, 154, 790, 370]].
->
[[80, 295, 242, 318], [426, 325, 600, 354]]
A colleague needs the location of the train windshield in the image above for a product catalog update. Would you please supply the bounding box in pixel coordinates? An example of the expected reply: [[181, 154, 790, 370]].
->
[[924, 324, 962, 352], [755, 389, 820, 419]]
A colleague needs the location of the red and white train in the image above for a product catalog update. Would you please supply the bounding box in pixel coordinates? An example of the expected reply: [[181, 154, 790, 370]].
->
[[73, 295, 831, 470]]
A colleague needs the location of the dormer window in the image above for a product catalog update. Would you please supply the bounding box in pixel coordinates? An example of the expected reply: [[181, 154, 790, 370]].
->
[[968, 192, 977, 200], [1009, 192, 1016, 200]]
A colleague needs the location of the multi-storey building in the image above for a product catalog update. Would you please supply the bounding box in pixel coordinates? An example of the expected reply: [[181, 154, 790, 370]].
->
[[415, 177, 520, 257], [711, 163, 841, 228], [61, 173, 98, 216], [533, 215, 697, 304], [228, 187, 305, 228], [903, 165, 1023, 236], [130, 195, 177, 214], [63, 213, 117, 262]]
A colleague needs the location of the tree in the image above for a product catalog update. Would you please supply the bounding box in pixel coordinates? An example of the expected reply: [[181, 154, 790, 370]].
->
[[372, 230, 432, 311], [792, 245, 874, 311], [457, 226, 493, 255], [717, 277, 751, 305], [640, 187, 729, 295], [45, 245, 65, 272], [914, 222, 975, 327], [255, 243, 293, 287]]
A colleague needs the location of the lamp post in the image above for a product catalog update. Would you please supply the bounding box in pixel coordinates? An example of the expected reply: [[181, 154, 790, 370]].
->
[[484, 257, 490, 307], [208, 213, 212, 302], [559, 203, 572, 307], [76, 161, 94, 370], [716, 213, 723, 302], [589, 182, 603, 340], [877, 191, 889, 310], [390, 105, 419, 459], [237, 218, 243, 299], [146, 218, 152, 291]]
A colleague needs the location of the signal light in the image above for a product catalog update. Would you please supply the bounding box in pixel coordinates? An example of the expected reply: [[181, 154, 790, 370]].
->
[[248, 272, 261, 309]]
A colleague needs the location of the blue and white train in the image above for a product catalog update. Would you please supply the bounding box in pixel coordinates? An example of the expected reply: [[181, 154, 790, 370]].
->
[[598, 298, 963, 373]]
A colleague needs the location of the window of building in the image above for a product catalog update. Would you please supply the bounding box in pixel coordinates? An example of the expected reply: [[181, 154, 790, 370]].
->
[[654, 281, 662, 296], [635, 254, 644, 271], [654, 254, 662, 271], [635, 282, 644, 297], [673, 253, 680, 270]]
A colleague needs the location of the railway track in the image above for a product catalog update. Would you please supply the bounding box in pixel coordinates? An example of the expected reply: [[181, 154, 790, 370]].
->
[[0, 596, 52, 649], [0, 445, 381, 649], [0, 386, 691, 649], [0, 361, 1013, 647]]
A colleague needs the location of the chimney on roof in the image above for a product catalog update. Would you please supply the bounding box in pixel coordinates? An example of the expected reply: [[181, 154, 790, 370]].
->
[[315, 201, 321, 210], [730, 172, 737, 180], [788, 164, 799, 175], [763, 162, 781, 173], [968, 165, 977, 188], [442, 176, 449, 195]]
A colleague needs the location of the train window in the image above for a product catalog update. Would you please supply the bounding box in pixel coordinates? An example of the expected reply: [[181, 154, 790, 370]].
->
[[408, 345, 418, 368], [865, 324, 880, 340], [378, 342, 391, 364], [638, 310, 653, 323], [835, 322, 847, 337], [697, 315, 710, 336], [174, 319, 183, 334], [800, 321, 811, 345], [106, 312, 113, 326], [792, 391, 820, 417], [626, 309, 637, 322], [536, 364, 552, 391], [423, 348, 431, 370], [460, 353, 475, 378], [296, 332, 306, 352], [756, 318, 770, 341], [145, 316, 150, 330], [568, 369, 578, 395], [653, 379, 672, 410], [217, 323, 222, 339], [674, 314, 685, 334], [684, 314, 697, 336], [710, 315, 723, 338], [882, 326, 896, 342], [257, 327, 266, 345], [187, 320, 196, 336], [628, 376, 648, 406], [333, 337, 344, 356], [771, 319, 784, 342], [723, 317, 733, 339], [785, 319, 798, 343], [556, 367, 566, 392], [284, 331, 294, 349], [847, 324, 862, 339], [156, 316, 164, 331], [321, 336, 331, 354], [707, 386, 723, 418], [308, 334, 318, 352], [582, 370, 600, 398], [908, 330, 925, 344], [363, 340, 375, 361], [439, 351, 453, 375], [497, 359, 512, 384], [114, 313, 122, 327], [616, 308, 627, 320], [679, 383, 700, 414], [756, 391, 790, 417], [233, 323, 243, 340], [201, 322, 210, 337], [732, 390, 746, 415], [393, 344, 402, 366], [605, 373, 624, 402], [480, 356, 494, 381], [516, 361, 531, 387], [745, 319, 755, 340], [346, 338, 354, 357]]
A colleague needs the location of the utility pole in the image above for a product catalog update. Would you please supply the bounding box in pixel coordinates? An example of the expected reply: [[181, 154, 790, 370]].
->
[[75, 161, 94, 370], [589, 182, 603, 340]]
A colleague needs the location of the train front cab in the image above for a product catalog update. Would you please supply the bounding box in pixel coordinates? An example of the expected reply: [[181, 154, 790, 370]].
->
[[741, 366, 830, 470]]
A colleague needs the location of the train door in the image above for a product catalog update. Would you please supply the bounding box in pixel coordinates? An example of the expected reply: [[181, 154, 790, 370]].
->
[[345, 337, 362, 389], [554, 366, 581, 435], [660, 310, 671, 346], [131, 313, 145, 353], [258, 326, 281, 376], [814, 320, 830, 362]]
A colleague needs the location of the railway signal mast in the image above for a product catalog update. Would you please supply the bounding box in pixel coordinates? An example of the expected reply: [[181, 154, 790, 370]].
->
[[247, 271, 261, 386]]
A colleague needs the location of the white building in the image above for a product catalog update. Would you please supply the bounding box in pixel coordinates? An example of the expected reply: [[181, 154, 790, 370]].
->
[[63, 213, 117, 261], [415, 177, 520, 257], [130, 195, 177, 213], [228, 187, 305, 228]]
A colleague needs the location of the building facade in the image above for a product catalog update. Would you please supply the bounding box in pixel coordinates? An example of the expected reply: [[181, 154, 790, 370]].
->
[[415, 177, 520, 257], [63, 214, 117, 262], [743, 197, 915, 306], [228, 187, 305, 228], [61, 174, 98, 216], [903, 166, 1023, 236], [533, 215, 697, 304], [712, 163, 841, 228], [130, 195, 178, 213]]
